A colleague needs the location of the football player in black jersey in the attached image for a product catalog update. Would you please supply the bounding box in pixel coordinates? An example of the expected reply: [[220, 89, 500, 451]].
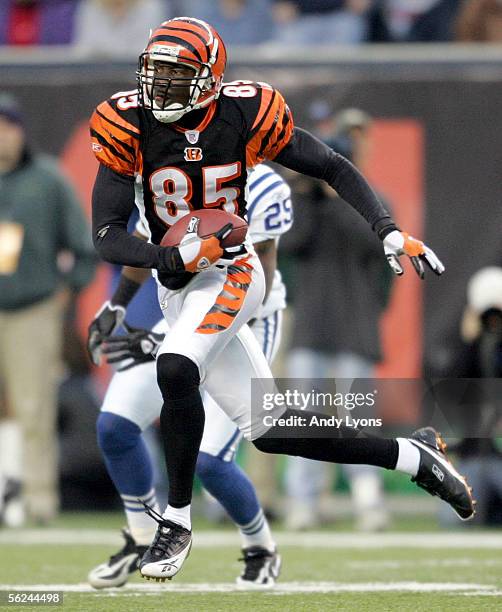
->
[[90, 17, 474, 580]]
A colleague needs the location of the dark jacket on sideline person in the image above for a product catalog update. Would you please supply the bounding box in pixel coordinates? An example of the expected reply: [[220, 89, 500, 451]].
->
[[0, 149, 97, 310], [284, 182, 393, 362]]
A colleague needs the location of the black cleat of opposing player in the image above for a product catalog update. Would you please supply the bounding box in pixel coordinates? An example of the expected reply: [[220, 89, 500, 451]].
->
[[409, 427, 475, 520], [236, 546, 282, 588], [0, 477, 25, 527], [88, 529, 148, 589], [139, 504, 192, 581]]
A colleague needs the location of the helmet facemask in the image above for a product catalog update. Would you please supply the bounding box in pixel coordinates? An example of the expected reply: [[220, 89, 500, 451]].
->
[[137, 49, 216, 123]]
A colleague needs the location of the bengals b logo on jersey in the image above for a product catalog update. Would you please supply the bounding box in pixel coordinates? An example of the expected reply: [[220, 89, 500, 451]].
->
[[184, 147, 203, 162]]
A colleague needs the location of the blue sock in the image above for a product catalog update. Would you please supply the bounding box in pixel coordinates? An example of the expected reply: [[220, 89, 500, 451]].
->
[[97, 412, 159, 543], [196, 452, 274, 550], [196, 451, 259, 525]]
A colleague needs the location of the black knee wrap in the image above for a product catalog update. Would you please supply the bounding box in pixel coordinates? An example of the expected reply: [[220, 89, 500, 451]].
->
[[157, 353, 200, 402]]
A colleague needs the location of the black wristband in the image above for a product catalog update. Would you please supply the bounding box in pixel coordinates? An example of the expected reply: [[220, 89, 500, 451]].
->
[[159, 246, 185, 274], [171, 247, 185, 272], [111, 275, 141, 307], [373, 217, 399, 240]]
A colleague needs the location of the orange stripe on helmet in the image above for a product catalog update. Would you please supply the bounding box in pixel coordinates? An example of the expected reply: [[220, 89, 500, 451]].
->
[[153, 28, 210, 64], [151, 17, 221, 59], [146, 41, 201, 67], [172, 17, 215, 44], [149, 16, 219, 64], [161, 23, 210, 45], [141, 18, 226, 119]]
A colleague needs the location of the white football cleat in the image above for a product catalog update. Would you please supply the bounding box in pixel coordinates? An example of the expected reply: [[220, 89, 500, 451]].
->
[[88, 529, 147, 589], [139, 510, 192, 581], [0, 477, 25, 528], [236, 547, 281, 589]]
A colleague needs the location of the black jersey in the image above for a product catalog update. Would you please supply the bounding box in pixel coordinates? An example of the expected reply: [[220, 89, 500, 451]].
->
[[90, 81, 294, 245]]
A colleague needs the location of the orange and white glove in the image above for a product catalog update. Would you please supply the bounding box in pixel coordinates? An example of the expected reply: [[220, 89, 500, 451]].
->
[[383, 230, 445, 278], [177, 223, 233, 273]]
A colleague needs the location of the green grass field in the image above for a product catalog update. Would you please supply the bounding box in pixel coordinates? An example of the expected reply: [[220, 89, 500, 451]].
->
[[1, 513, 502, 611]]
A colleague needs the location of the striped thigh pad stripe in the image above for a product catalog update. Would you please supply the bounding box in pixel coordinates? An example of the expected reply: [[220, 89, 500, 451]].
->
[[196, 260, 253, 334]]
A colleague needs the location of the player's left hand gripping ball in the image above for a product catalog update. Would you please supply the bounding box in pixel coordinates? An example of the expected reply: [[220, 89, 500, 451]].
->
[[177, 223, 233, 273], [383, 230, 445, 279]]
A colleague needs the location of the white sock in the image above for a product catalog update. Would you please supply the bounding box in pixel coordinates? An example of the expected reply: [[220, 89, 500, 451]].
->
[[395, 438, 420, 477], [121, 488, 160, 545], [239, 509, 275, 552], [163, 503, 191, 531], [0, 420, 22, 479]]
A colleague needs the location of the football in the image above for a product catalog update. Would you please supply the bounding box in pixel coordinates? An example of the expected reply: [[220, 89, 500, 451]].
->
[[161, 209, 248, 249]]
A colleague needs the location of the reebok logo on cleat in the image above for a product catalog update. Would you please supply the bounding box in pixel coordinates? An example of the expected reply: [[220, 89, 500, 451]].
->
[[432, 464, 444, 481]]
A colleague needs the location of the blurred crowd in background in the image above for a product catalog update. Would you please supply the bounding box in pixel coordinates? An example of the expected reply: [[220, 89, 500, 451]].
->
[[1, 0, 502, 51], [1, 0, 502, 533]]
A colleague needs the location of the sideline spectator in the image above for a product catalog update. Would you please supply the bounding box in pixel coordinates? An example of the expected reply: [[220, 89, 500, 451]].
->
[[439, 267, 502, 525], [181, 0, 275, 45], [455, 0, 502, 43], [73, 0, 168, 58], [0, 0, 77, 46], [0, 93, 96, 526], [283, 108, 393, 531], [367, 0, 459, 42], [272, 0, 371, 44]]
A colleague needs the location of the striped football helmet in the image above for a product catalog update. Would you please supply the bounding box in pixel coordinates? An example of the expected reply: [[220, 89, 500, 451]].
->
[[137, 17, 227, 123]]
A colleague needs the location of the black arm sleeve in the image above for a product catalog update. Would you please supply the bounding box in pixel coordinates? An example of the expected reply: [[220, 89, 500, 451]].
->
[[274, 127, 398, 238], [92, 164, 183, 272]]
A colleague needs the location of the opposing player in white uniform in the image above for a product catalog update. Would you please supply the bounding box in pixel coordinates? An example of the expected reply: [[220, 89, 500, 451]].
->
[[88, 164, 292, 588]]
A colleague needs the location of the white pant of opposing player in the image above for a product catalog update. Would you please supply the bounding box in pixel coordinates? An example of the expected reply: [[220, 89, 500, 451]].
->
[[101, 312, 283, 457]]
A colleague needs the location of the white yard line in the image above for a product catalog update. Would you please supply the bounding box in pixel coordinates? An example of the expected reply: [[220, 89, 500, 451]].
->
[[1, 530, 502, 549], [348, 558, 502, 569], [0, 582, 500, 595]]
